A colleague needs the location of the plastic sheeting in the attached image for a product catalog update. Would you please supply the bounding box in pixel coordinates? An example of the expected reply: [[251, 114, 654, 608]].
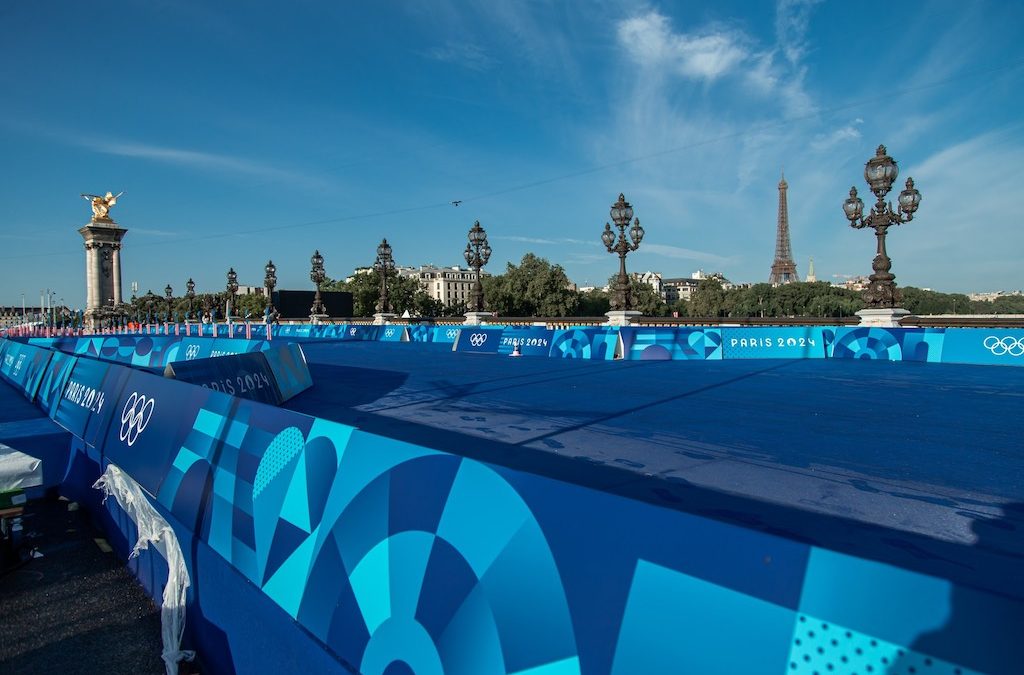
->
[[0, 444, 43, 492], [94, 464, 194, 675]]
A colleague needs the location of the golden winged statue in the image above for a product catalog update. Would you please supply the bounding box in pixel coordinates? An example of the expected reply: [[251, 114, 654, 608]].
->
[[81, 191, 124, 220]]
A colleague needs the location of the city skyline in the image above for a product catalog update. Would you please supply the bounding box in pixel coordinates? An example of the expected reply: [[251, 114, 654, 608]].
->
[[2, 1, 1023, 307]]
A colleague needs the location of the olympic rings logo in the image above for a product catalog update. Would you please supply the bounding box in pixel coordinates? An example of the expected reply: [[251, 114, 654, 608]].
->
[[185, 344, 201, 360], [446, 329, 459, 339], [350, 328, 357, 336], [385, 329, 395, 338], [119, 392, 155, 447], [983, 336, 1024, 357], [469, 333, 488, 347]]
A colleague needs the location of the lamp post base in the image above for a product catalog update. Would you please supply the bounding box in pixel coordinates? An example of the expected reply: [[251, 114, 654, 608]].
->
[[604, 310, 641, 327], [372, 312, 397, 325], [309, 313, 330, 325], [463, 311, 494, 326], [855, 307, 912, 327]]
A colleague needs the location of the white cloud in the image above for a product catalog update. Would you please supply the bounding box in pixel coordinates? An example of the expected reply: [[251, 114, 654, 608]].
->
[[74, 137, 328, 189], [776, 0, 822, 66], [811, 119, 863, 151], [425, 41, 495, 71], [617, 12, 748, 81], [494, 235, 558, 245], [643, 243, 734, 266]]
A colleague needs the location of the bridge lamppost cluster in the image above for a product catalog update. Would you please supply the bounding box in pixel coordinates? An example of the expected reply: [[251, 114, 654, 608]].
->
[[264, 259, 277, 319], [842, 145, 922, 324], [374, 239, 395, 320], [164, 283, 173, 320], [225, 267, 239, 318], [185, 278, 195, 320], [464, 221, 491, 314], [309, 250, 326, 318], [602, 193, 645, 318]]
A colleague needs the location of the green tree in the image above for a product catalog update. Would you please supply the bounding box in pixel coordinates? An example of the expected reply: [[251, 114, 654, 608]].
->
[[690, 279, 727, 317], [483, 253, 579, 317], [577, 289, 610, 316]]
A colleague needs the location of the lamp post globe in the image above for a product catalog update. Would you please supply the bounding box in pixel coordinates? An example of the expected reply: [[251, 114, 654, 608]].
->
[[373, 239, 395, 314], [842, 145, 922, 309], [226, 267, 239, 318], [309, 251, 326, 316], [185, 278, 196, 319], [264, 259, 277, 316], [602, 193, 645, 312], [464, 221, 491, 313]]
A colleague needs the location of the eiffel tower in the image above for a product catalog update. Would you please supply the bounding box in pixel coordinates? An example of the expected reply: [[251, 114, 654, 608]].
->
[[769, 172, 799, 284]]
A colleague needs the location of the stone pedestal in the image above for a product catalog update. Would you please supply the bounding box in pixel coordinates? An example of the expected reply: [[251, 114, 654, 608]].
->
[[79, 217, 127, 329], [855, 308, 912, 327], [310, 314, 330, 325], [372, 313, 396, 325], [604, 310, 642, 327], [462, 311, 494, 326]]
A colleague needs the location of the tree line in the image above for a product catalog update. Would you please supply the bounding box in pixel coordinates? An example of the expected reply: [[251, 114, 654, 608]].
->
[[314, 253, 1024, 319]]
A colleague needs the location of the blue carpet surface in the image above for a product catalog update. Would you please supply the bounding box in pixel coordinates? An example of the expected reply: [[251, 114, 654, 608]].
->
[[285, 341, 1024, 602]]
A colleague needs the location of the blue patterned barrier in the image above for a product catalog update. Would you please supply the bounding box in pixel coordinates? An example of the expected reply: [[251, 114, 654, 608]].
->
[[165, 352, 283, 405], [2, 336, 1021, 673], [432, 326, 462, 344], [0, 341, 53, 400], [99, 375, 1022, 674], [936, 327, 1024, 366], [619, 327, 724, 361], [35, 351, 78, 417], [378, 325, 408, 342], [721, 326, 834, 359], [830, 327, 945, 362], [453, 327, 503, 354], [497, 327, 554, 356], [262, 342, 313, 401], [548, 327, 621, 360]]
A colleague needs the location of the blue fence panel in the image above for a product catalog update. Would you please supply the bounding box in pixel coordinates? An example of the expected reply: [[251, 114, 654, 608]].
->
[[432, 326, 462, 344], [830, 327, 945, 362], [940, 328, 1024, 367], [36, 351, 78, 417], [0, 341, 54, 400], [166, 352, 283, 405], [498, 327, 555, 356], [378, 326, 408, 342], [548, 328, 620, 360], [721, 326, 833, 360], [51, 357, 133, 447], [453, 327, 503, 354], [101, 369, 223, 504], [407, 324, 435, 342], [261, 343, 313, 402]]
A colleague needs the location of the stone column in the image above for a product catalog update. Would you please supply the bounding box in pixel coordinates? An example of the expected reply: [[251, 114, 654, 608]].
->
[[92, 243, 104, 309], [112, 244, 122, 304]]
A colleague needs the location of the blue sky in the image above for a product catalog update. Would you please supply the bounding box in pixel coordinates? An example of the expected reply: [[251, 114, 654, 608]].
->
[[2, 0, 1022, 308]]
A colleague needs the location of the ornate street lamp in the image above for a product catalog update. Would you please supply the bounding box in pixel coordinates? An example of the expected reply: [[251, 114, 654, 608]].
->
[[164, 283, 173, 317], [463, 221, 492, 313], [602, 193, 645, 311], [374, 239, 395, 314], [264, 259, 277, 315], [842, 145, 922, 308], [185, 278, 196, 319], [226, 267, 239, 317], [310, 250, 326, 316]]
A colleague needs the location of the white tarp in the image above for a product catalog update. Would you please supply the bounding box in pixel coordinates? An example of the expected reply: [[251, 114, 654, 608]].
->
[[0, 444, 43, 492], [94, 464, 195, 675]]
